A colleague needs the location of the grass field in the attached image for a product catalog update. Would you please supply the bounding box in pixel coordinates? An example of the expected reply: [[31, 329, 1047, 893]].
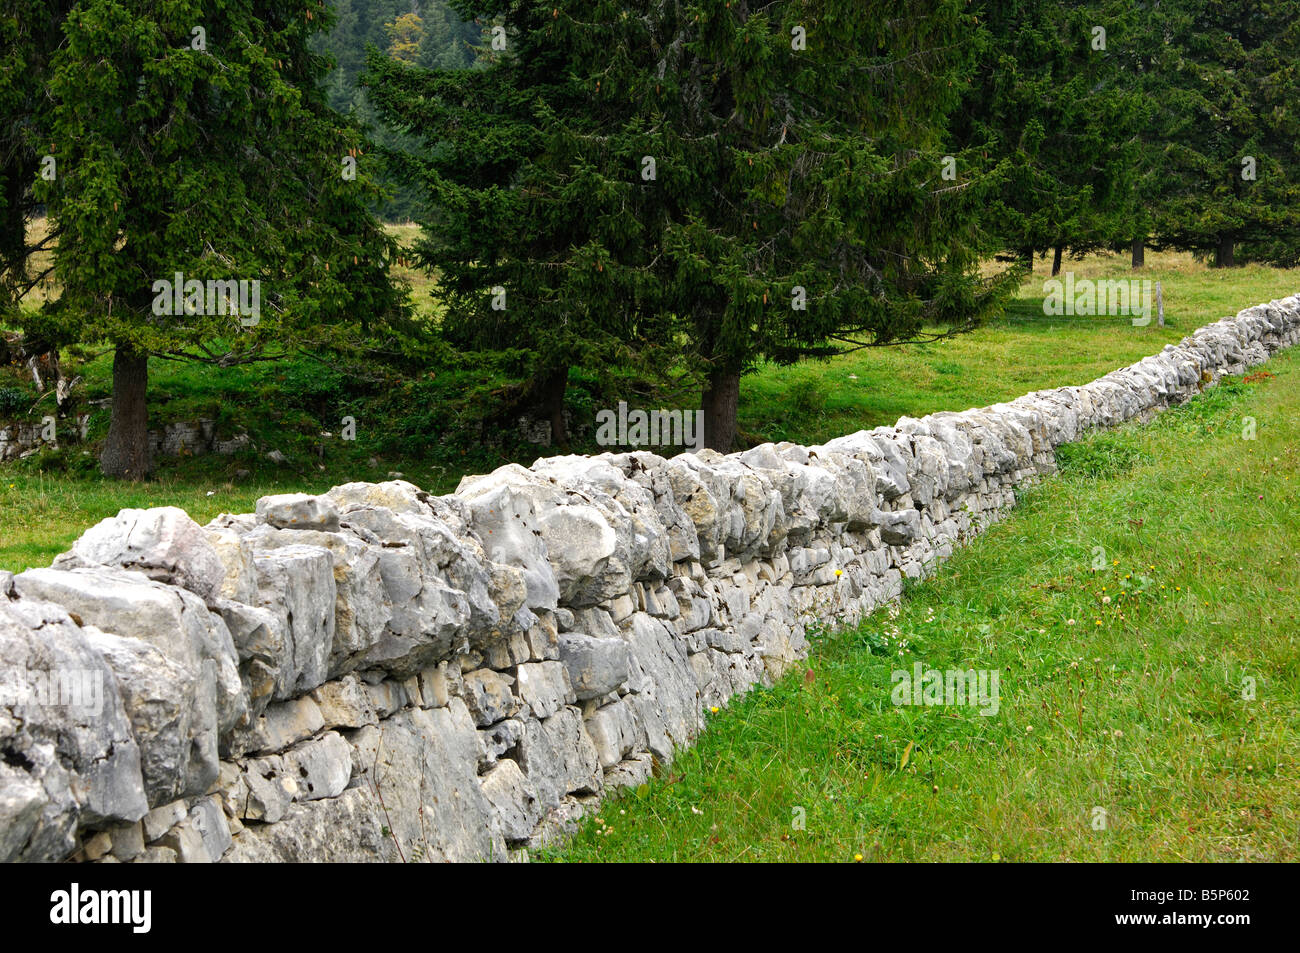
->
[[545, 352, 1300, 862]]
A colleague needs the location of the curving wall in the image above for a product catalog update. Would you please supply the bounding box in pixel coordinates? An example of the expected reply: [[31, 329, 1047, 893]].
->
[[2, 296, 1297, 863]]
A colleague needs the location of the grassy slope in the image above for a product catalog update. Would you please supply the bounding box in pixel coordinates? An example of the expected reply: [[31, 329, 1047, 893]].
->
[[546, 353, 1300, 863]]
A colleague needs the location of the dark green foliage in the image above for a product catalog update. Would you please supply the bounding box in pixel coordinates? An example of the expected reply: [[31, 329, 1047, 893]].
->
[[1146, 1, 1300, 266], [31, 0, 407, 476], [370, 0, 1019, 449], [953, 0, 1149, 268]]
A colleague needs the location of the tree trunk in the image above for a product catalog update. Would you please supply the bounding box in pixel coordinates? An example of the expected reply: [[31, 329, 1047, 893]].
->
[[1213, 235, 1235, 268], [1051, 245, 1063, 277], [534, 365, 569, 451], [1131, 238, 1145, 269], [100, 346, 152, 479], [702, 367, 740, 453]]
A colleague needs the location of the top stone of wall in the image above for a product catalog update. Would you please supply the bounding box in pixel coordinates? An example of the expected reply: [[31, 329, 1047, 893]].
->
[[2, 295, 1297, 863]]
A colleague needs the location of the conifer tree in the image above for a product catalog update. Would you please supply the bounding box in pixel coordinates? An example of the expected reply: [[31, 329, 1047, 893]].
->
[[1150, 0, 1300, 267], [371, 1, 1015, 450], [38, 0, 404, 478]]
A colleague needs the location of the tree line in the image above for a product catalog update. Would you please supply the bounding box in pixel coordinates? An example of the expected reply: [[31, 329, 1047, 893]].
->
[[1, 1, 1297, 477]]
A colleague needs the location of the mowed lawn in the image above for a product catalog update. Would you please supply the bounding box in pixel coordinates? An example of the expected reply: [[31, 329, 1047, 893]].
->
[[547, 349, 1300, 862]]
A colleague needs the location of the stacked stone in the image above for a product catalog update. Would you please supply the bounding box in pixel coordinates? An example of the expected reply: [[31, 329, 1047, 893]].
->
[[2, 295, 1297, 863]]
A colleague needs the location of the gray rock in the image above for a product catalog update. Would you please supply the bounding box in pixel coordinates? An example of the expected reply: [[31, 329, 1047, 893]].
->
[[281, 731, 351, 801], [348, 700, 505, 862], [557, 632, 630, 701], [224, 786, 397, 863], [142, 799, 189, 842], [82, 626, 205, 805], [255, 493, 341, 531], [517, 708, 602, 810], [0, 597, 148, 862], [12, 567, 247, 740], [310, 675, 377, 729], [480, 759, 543, 843], [513, 661, 573, 719], [230, 695, 324, 756], [878, 508, 922, 546], [247, 544, 336, 698], [462, 669, 517, 727], [53, 507, 226, 603]]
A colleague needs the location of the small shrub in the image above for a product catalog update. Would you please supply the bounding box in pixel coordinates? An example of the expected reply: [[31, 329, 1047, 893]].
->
[[0, 386, 30, 417]]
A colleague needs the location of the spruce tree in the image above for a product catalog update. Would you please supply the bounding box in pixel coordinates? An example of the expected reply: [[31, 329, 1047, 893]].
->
[[37, 0, 403, 478], [952, 0, 1146, 274], [371, 1, 1015, 451], [1151, 0, 1300, 267]]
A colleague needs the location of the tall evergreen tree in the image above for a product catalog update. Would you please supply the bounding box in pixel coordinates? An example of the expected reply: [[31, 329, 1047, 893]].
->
[[366, 3, 669, 448], [37, 0, 404, 478], [1152, 0, 1300, 267], [371, 0, 1016, 451], [953, 0, 1146, 273]]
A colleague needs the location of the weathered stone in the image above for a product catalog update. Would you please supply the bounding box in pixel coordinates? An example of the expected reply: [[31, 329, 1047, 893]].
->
[[878, 508, 922, 546], [584, 699, 645, 770], [54, 507, 226, 603], [255, 493, 341, 532], [347, 700, 505, 862], [462, 669, 517, 726], [109, 822, 145, 861], [479, 718, 525, 769], [310, 675, 377, 729], [517, 708, 602, 810], [224, 786, 398, 863], [513, 661, 573, 719], [247, 545, 336, 698], [239, 755, 295, 823], [281, 731, 351, 802], [142, 799, 189, 842], [480, 759, 543, 843], [0, 597, 148, 862], [12, 567, 247, 741], [231, 696, 324, 756], [557, 632, 630, 701], [83, 626, 205, 805]]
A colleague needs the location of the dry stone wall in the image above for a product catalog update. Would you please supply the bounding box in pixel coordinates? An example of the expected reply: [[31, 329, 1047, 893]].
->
[[2, 296, 1298, 863]]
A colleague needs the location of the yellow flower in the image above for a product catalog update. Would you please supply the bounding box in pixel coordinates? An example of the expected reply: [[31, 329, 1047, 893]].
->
[[853, 853, 863, 862], [834, 569, 843, 577], [709, 706, 719, 714]]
